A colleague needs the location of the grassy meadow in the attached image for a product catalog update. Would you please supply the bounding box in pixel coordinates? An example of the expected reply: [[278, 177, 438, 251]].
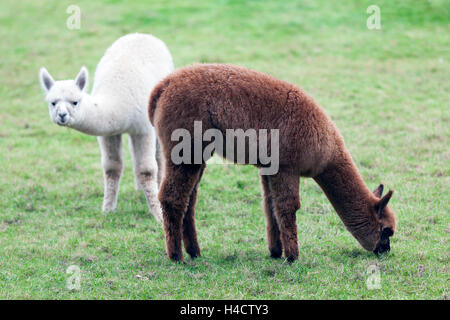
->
[[0, 0, 448, 299]]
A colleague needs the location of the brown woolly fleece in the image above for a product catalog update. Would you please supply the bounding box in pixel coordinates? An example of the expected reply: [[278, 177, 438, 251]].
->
[[149, 64, 397, 262]]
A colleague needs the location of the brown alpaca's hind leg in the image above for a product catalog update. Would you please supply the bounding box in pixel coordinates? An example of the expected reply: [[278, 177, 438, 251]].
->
[[268, 171, 300, 263], [182, 164, 206, 259], [260, 174, 282, 259], [159, 162, 204, 262]]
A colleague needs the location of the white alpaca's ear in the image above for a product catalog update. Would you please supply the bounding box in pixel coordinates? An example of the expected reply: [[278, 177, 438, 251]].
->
[[39, 67, 55, 92], [75, 66, 89, 92]]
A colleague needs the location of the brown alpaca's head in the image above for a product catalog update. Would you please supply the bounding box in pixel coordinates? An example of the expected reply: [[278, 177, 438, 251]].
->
[[370, 184, 397, 254]]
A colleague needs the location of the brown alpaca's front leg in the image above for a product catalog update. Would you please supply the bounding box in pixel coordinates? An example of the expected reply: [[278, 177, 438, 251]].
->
[[268, 171, 300, 263], [260, 174, 282, 258], [160, 163, 204, 262], [182, 164, 205, 258]]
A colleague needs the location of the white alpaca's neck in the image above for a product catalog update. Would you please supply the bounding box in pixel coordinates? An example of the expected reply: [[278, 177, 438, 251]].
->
[[71, 93, 128, 136]]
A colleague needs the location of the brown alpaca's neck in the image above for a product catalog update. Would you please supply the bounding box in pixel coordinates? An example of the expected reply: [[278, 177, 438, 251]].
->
[[313, 148, 379, 250]]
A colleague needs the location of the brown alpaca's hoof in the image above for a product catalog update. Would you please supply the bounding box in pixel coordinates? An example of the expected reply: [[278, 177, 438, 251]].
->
[[185, 243, 200, 259], [185, 242, 201, 259], [285, 254, 298, 263], [270, 249, 283, 259], [169, 252, 183, 263], [187, 249, 201, 259]]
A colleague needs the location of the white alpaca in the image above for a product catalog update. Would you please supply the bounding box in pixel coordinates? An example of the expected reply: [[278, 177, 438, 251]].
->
[[38, 33, 174, 222]]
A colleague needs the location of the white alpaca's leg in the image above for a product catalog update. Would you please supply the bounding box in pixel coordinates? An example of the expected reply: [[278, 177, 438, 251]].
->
[[155, 137, 164, 187], [98, 135, 123, 212], [129, 133, 162, 222], [129, 136, 141, 191]]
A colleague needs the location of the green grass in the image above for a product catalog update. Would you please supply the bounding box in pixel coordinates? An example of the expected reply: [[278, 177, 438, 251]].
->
[[0, 0, 449, 299]]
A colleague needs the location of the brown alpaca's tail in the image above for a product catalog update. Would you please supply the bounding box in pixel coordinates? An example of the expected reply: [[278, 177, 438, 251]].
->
[[149, 78, 170, 125]]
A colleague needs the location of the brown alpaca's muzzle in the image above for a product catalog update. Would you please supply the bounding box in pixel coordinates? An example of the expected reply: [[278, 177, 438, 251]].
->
[[373, 238, 390, 254], [373, 227, 393, 254]]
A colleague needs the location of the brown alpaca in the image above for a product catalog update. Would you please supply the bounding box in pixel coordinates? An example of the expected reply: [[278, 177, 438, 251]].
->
[[149, 64, 397, 262]]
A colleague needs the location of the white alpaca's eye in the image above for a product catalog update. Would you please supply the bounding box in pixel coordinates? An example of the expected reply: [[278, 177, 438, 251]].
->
[[72, 101, 78, 106], [51, 102, 56, 106]]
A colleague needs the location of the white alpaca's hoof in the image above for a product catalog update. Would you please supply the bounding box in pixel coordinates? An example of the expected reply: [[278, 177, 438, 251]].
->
[[102, 204, 116, 212]]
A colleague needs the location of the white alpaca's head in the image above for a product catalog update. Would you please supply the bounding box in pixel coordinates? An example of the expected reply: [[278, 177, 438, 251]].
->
[[39, 66, 89, 127]]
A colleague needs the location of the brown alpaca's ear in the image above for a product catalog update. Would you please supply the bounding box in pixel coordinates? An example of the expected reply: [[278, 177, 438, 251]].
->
[[376, 190, 394, 218], [373, 184, 384, 198]]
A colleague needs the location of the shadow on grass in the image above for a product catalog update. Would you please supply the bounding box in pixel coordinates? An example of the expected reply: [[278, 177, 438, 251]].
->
[[336, 248, 393, 261]]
